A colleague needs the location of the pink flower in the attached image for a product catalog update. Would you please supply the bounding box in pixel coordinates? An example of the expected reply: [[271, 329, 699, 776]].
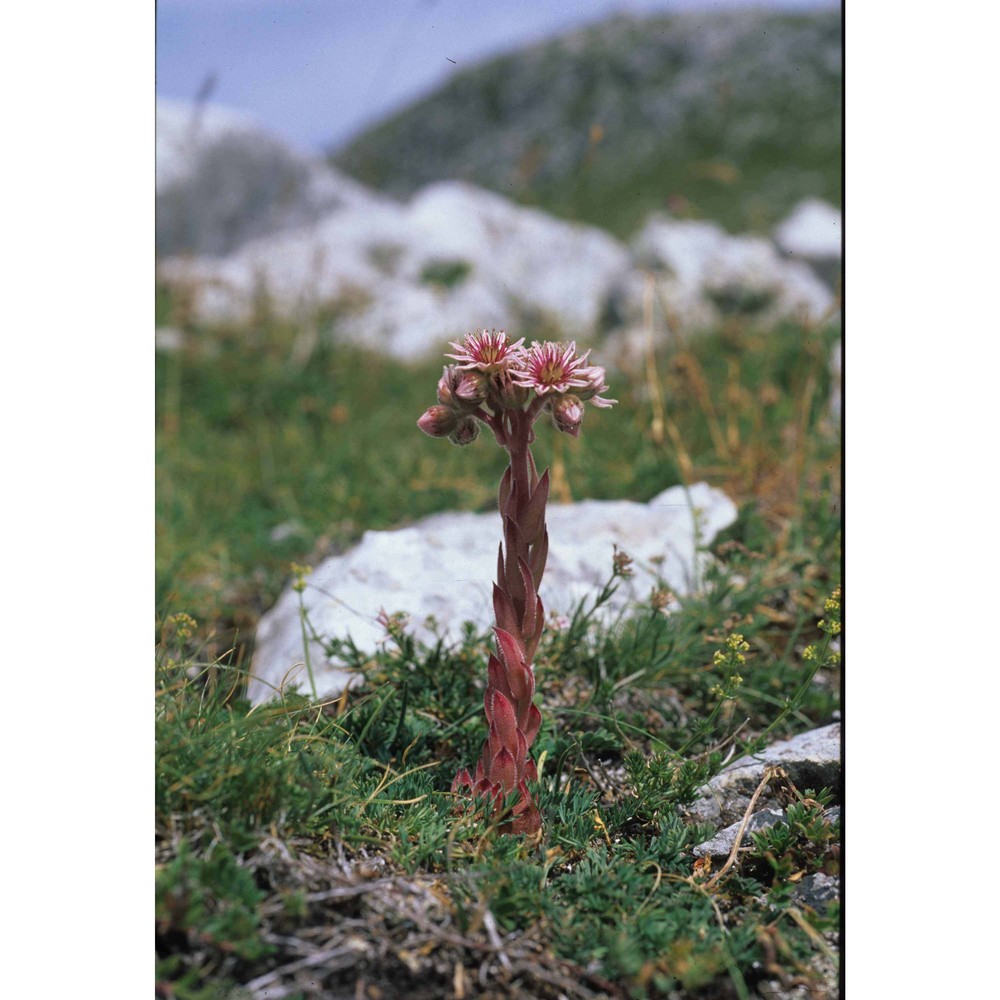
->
[[447, 329, 525, 373], [576, 364, 617, 409], [454, 370, 490, 405], [511, 341, 594, 397], [436, 365, 462, 407]]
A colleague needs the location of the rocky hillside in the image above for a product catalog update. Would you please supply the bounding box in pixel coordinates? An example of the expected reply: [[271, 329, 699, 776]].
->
[[332, 8, 842, 239]]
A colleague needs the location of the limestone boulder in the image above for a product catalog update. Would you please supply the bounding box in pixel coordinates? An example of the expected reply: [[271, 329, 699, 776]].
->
[[773, 197, 842, 288], [247, 482, 737, 705], [623, 214, 835, 335], [158, 168, 632, 357]]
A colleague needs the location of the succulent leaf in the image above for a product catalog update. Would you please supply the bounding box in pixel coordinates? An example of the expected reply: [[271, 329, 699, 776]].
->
[[519, 469, 550, 544]]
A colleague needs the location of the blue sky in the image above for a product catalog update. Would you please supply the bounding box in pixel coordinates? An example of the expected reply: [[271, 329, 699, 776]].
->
[[156, 0, 839, 153]]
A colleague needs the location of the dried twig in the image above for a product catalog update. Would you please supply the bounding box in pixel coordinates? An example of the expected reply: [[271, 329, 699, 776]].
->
[[705, 765, 778, 889]]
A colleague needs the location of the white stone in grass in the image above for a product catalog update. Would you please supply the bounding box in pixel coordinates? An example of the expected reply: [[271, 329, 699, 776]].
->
[[158, 146, 632, 357], [628, 214, 834, 332], [773, 198, 842, 264], [247, 482, 737, 705]]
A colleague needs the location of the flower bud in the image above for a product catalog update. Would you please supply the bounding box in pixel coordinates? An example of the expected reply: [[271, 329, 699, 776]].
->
[[455, 370, 490, 406], [550, 394, 584, 437], [448, 415, 480, 446], [417, 404, 459, 438], [438, 365, 458, 406], [487, 370, 530, 410]]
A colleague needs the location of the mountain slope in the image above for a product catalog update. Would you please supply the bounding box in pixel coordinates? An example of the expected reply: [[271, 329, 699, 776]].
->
[[333, 9, 841, 238]]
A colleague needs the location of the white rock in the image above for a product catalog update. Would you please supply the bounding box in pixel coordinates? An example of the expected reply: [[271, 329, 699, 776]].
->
[[627, 214, 835, 333], [154, 326, 184, 353], [159, 182, 631, 357], [773, 198, 842, 262], [157, 103, 838, 357], [403, 182, 632, 333], [247, 482, 737, 705], [337, 278, 511, 360]]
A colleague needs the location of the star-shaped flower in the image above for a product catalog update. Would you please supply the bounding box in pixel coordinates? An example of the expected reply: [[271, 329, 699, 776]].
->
[[447, 329, 525, 373], [510, 341, 594, 396]]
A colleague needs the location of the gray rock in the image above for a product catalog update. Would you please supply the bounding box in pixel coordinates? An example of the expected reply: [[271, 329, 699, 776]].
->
[[791, 872, 840, 914], [758, 943, 839, 1000], [247, 482, 736, 705], [692, 808, 785, 860], [693, 805, 841, 867], [687, 723, 841, 826]]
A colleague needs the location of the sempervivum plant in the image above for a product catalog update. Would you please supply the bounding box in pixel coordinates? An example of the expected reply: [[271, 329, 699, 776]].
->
[[417, 329, 615, 834]]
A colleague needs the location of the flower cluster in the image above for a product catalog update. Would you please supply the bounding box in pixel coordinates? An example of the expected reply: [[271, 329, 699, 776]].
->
[[166, 612, 198, 642], [709, 633, 750, 699], [418, 329, 616, 835], [418, 329, 616, 445]]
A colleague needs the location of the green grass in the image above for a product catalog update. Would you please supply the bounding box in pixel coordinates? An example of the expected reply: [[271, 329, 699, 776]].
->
[[156, 295, 841, 997], [419, 258, 474, 289], [156, 575, 841, 998], [156, 290, 839, 654]]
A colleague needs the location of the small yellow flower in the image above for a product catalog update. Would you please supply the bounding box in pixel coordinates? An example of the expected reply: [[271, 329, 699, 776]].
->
[[290, 562, 313, 593], [167, 612, 198, 641]]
